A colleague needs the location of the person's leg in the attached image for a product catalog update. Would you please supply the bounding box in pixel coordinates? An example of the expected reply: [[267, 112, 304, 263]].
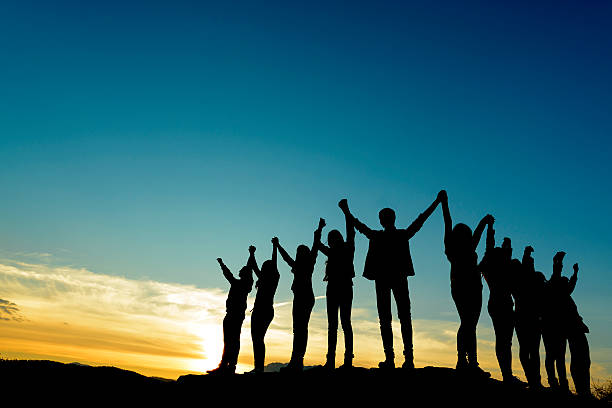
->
[[392, 277, 414, 369], [289, 298, 302, 366], [557, 337, 569, 392], [451, 286, 467, 368], [569, 331, 591, 396], [326, 286, 339, 367], [375, 279, 394, 367], [491, 308, 513, 381], [339, 285, 354, 366], [301, 296, 315, 363], [251, 311, 263, 371], [542, 328, 559, 388], [465, 287, 482, 367], [225, 313, 244, 372], [516, 318, 531, 382]]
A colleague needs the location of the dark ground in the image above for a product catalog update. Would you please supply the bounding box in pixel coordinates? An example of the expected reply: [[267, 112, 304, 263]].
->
[[0, 359, 605, 406]]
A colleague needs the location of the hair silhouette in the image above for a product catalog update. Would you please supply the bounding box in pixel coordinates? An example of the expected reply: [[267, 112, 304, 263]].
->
[[276, 218, 324, 372], [208, 252, 254, 375], [343, 192, 442, 369], [441, 190, 491, 377]]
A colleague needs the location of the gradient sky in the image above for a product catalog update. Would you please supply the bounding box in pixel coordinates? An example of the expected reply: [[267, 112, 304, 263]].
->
[[0, 0, 611, 381]]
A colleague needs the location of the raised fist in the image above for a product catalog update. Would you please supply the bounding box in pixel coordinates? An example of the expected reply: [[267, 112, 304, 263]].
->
[[216, 258, 223, 264], [484, 214, 495, 225], [271, 237, 279, 246], [338, 199, 349, 211], [318, 218, 326, 229], [573, 263, 579, 273], [437, 190, 448, 202], [248, 245, 256, 254]]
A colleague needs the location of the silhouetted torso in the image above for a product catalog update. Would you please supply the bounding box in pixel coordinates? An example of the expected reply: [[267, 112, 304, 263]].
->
[[226, 277, 252, 314], [445, 241, 482, 290], [253, 270, 280, 310], [323, 241, 355, 287]]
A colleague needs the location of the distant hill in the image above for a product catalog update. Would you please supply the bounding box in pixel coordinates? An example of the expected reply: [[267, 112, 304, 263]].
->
[[0, 359, 603, 406]]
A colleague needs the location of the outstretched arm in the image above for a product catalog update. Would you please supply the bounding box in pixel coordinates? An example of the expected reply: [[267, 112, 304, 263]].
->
[[271, 237, 278, 268], [276, 240, 295, 269], [485, 222, 495, 253], [340, 199, 374, 239], [311, 218, 325, 259], [406, 191, 443, 239], [217, 258, 236, 284], [569, 263, 579, 294], [340, 199, 356, 248], [248, 246, 261, 278], [441, 191, 453, 246], [473, 214, 494, 250]]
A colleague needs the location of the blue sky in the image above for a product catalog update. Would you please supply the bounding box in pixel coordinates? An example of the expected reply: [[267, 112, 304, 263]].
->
[[0, 0, 611, 374]]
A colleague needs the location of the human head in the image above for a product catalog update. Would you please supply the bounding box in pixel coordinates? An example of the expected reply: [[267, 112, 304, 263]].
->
[[553, 251, 566, 273], [261, 259, 276, 275], [502, 237, 512, 259], [327, 229, 344, 249], [451, 223, 472, 247], [378, 208, 396, 229], [296, 244, 311, 263], [239, 266, 252, 280]]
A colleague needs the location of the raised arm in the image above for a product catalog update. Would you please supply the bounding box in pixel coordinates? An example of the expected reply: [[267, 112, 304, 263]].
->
[[311, 218, 325, 258], [473, 214, 494, 250], [339, 199, 375, 239], [276, 240, 295, 269], [248, 245, 261, 278], [406, 191, 443, 239], [441, 191, 453, 246], [339, 199, 356, 248], [569, 263, 579, 294], [485, 222, 495, 253], [271, 237, 278, 268], [217, 258, 237, 284]]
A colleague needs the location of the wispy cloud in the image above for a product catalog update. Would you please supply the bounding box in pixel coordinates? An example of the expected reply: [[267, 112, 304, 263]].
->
[[0, 298, 24, 322]]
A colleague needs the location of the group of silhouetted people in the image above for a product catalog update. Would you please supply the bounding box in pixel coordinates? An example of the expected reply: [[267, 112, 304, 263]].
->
[[207, 191, 591, 397]]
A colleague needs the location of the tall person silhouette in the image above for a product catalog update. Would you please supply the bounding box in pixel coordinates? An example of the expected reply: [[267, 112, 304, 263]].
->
[[276, 218, 325, 371], [342, 192, 443, 369], [208, 251, 254, 375], [542, 251, 570, 392], [247, 239, 280, 373], [564, 262, 591, 397], [480, 221, 517, 382], [440, 190, 492, 376], [514, 245, 546, 388], [316, 199, 356, 369]]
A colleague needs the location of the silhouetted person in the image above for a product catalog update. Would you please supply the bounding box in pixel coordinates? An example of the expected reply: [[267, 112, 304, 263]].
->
[[247, 240, 280, 373], [563, 263, 591, 397], [342, 192, 443, 369], [480, 223, 516, 382], [316, 199, 356, 369], [542, 251, 570, 392], [514, 245, 546, 388], [208, 252, 254, 375], [440, 190, 492, 376], [276, 218, 325, 371]]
